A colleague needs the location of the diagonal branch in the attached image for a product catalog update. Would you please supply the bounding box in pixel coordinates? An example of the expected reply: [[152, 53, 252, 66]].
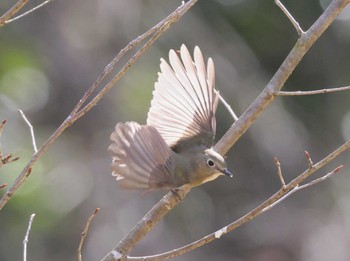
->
[[0, 0, 198, 211], [214, 0, 350, 156], [0, 0, 54, 27], [99, 0, 350, 260], [0, 0, 28, 26], [128, 141, 349, 260], [78, 208, 100, 261]]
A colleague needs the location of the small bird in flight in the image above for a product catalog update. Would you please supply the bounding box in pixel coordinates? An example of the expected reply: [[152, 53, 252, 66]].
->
[[108, 44, 233, 190]]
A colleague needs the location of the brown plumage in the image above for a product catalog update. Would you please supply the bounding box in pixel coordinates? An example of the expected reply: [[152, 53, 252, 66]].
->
[[108, 45, 232, 190]]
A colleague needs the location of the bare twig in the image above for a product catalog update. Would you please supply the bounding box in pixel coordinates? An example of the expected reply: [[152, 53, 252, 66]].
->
[[0, 0, 197, 211], [0, 0, 28, 26], [215, 90, 239, 121], [274, 157, 286, 189], [18, 110, 38, 153], [0, 0, 54, 26], [0, 183, 8, 189], [128, 141, 349, 260], [275, 0, 304, 36], [277, 85, 350, 96], [305, 150, 313, 168], [78, 208, 100, 261], [23, 213, 36, 261]]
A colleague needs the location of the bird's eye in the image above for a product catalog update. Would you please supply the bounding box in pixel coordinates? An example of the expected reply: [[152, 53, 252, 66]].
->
[[207, 159, 215, 167]]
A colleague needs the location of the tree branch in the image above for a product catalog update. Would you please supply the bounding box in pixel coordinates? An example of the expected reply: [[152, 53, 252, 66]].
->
[[128, 142, 349, 260], [100, 0, 350, 260], [101, 185, 191, 261], [0, 0, 54, 26], [214, 0, 350, 156], [0, 0, 198, 211]]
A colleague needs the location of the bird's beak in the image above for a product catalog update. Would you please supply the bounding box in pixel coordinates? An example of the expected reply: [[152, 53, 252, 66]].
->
[[221, 168, 233, 178]]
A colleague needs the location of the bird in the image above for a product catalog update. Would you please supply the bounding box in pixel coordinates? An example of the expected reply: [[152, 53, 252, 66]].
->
[[108, 44, 233, 190]]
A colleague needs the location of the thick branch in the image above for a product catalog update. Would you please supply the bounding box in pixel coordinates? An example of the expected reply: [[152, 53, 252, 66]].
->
[[101, 0, 350, 260], [131, 141, 349, 260], [214, 0, 350, 156], [101, 186, 191, 261]]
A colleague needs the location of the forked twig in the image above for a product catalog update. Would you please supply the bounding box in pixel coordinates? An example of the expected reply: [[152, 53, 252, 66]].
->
[[78, 208, 100, 261], [0, 0, 54, 26]]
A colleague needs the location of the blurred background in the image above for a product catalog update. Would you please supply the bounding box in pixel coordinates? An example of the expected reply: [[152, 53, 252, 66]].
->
[[1, 0, 350, 260]]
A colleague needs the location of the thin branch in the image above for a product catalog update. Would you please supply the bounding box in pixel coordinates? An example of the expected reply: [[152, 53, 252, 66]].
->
[[0, 0, 28, 26], [0, 0, 54, 26], [298, 165, 343, 190], [277, 85, 350, 96], [23, 213, 36, 261], [0, 0, 197, 211], [18, 110, 38, 153], [0, 183, 8, 189], [78, 208, 100, 261], [274, 157, 286, 189], [215, 90, 239, 121], [129, 142, 349, 260], [275, 0, 304, 36]]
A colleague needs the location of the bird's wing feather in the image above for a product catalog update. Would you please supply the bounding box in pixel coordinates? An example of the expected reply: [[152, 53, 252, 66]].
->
[[108, 122, 176, 190], [147, 44, 219, 152]]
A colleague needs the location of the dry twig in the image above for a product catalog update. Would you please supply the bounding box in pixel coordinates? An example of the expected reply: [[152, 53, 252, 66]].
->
[[78, 208, 100, 261], [23, 213, 36, 261], [274, 157, 286, 189], [277, 85, 350, 96], [0, 0, 54, 26]]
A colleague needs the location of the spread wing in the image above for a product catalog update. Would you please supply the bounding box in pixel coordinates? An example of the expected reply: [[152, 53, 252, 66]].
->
[[108, 122, 176, 190], [147, 44, 219, 152]]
